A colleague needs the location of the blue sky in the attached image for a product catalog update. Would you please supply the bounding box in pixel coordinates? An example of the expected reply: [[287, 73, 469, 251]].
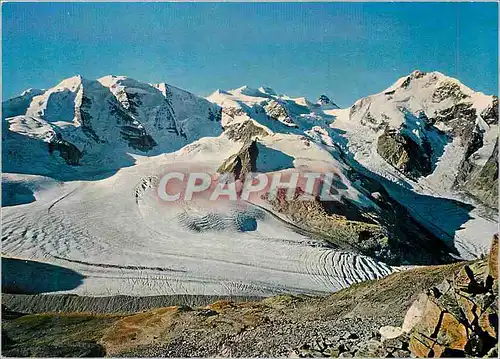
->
[[3, 2, 498, 107]]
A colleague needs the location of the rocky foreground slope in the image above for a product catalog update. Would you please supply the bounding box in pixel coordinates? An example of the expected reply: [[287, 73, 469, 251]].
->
[[3, 237, 497, 358]]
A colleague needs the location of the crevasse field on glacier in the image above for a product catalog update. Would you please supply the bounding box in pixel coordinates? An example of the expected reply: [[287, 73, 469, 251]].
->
[[2, 71, 497, 297]]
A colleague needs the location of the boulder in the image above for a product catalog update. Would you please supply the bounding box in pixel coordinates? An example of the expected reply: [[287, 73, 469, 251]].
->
[[407, 235, 498, 357], [402, 293, 429, 333], [379, 326, 403, 341]]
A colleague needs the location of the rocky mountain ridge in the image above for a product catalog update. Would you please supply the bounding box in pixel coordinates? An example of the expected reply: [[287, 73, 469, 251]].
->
[[2, 75, 222, 173], [3, 71, 496, 210], [3, 71, 497, 264]]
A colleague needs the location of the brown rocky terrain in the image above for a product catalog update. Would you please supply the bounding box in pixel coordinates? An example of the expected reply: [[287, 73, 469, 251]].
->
[[262, 184, 455, 266], [377, 127, 433, 180], [3, 236, 497, 358], [407, 234, 498, 357]]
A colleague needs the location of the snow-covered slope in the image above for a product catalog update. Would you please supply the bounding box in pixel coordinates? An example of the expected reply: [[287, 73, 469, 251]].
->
[[3, 75, 222, 176], [2, 154, 394, 296], [329, 70, 497, 196], [207, 75, 497, 258], [2, 72, 497, 297]]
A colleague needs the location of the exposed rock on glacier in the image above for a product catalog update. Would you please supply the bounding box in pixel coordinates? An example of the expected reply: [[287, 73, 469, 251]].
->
[[317, 94, 339, 110], [217, 140, 259, 179], [264, 99, 298, 127]]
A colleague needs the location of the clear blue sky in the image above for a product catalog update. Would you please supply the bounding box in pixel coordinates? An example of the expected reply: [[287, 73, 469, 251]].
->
[[3, 2, 498, 107]]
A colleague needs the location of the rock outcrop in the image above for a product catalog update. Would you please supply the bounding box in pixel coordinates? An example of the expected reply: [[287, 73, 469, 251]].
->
[[263, 187, 389, 260], [48, 136, 82, 165], [217, 140, 259, 180], [264, 100, 297, 127], [263, 176, 456, 266], [459, 140, 498, 208], [377, 128, 433, 179], [316, 94, 339, 110], [407, 235, 498, 357], [223, 120, 270, 143]]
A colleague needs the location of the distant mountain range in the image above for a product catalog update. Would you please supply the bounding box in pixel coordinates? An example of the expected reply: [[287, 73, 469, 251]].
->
[[2, 70, 498, 297]]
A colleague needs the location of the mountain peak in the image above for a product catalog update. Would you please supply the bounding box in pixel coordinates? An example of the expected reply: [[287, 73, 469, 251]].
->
[[409, 69, 426, 79], [214, 89, 231, 96], [232, 85, 267, 97], [258, 86, 277, 96], [234, 85, 251, 92], [98, 74, 128, 84], [55, 75, 85, 90], [317, 94, 339, 109]]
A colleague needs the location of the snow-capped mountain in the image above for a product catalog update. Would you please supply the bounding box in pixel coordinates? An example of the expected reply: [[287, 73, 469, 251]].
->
[[3, 75, 222, 175], [317, 94, 339, 110], [2, 71, 497, 297], [208, 72, 497, 207], [206, 73, 497, 259], [334, 70, 498, 207]]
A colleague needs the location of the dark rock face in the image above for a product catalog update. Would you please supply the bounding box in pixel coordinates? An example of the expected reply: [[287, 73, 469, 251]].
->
[[264, 100, 297, 127], [351, 173, 458, 266], [116, 85, 182, 136], [208, 107, 222, 122], [224, 120, 269, 143], [450, 97, 498, 208], [217, 140, 259, 180], [400, 70, 426, 89], [116, 88, 143, 116], [429, 103, 477, 145], [377, 128, 432, 180], [450, 107, 497, 208], [48, 137, 82, 165], [222, 106, 246, 118], [460, 141, 499, 208], [154, 102, 179, 134], [75, 92, 103, 144], [408, 236, 499, 357], [480, 96, 498, 125], [431, 81, 468, 103], [119, 125, 157, 151], [263, 173, 455, 266], [317, 94, 339, 109], [109, 101, 157, 152]]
